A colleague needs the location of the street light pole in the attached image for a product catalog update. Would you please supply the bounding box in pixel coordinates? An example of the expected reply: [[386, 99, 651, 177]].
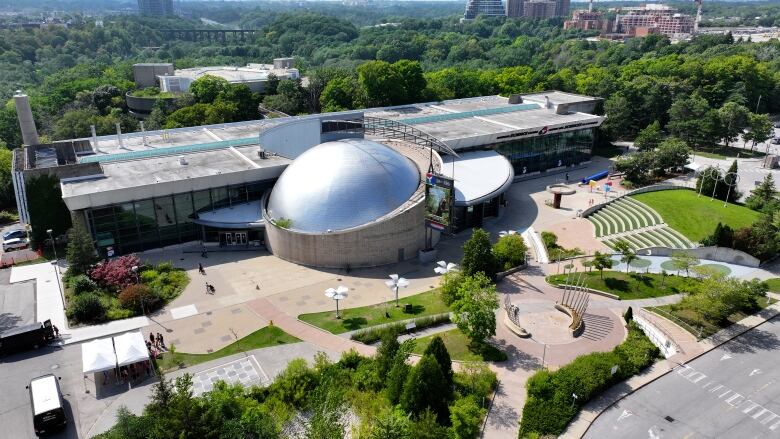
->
[[47, 229, 65, 310]]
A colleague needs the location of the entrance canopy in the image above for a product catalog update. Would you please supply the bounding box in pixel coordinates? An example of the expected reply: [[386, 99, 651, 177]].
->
[[82, 337, 117, 374], [114, 331, 150, 366], [441, 150, 514, 206], [192, 200, 265, 229]]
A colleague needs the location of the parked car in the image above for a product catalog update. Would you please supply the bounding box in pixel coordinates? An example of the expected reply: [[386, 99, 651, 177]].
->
[[2, 237, 29, 252], [27, 374, 67, 436], [2, 229, 26, 241], [0, 320, 56, 356]]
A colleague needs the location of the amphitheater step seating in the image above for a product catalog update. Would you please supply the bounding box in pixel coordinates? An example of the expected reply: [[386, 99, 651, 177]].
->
[[587, 197, 694, 251]]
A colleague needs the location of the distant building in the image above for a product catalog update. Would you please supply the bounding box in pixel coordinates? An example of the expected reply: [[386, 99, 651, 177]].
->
[[564, 10, 612, 32], [614, 4, 695, 37], [137, 0, 174, 16], [506, 0, 524, 17], [504, 0, 570, 19], [157, 61, 300, 94], [462, 0, 506, 20]]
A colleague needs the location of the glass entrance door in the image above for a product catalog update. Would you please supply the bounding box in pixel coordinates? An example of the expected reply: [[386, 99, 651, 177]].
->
[[235, 232, 247, 245], [225, 233, 234, 245]]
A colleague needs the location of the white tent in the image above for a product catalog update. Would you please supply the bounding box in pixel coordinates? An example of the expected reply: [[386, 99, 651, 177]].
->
[[113, 331, 149, 367], [82, 337, 117, 374]]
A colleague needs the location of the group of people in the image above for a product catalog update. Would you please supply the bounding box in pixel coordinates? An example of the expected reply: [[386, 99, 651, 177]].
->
[[105, 361, 152, 385], [146, 332, 165, 359], [198, 262, 216, 294]]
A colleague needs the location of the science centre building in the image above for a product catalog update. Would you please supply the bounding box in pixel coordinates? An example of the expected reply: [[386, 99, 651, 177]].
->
[[11, 91, 603, 268]]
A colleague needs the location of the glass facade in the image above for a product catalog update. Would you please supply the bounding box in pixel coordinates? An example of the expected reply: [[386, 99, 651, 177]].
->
[[85, 181, 274, 256], [495, 128, 594, 176]]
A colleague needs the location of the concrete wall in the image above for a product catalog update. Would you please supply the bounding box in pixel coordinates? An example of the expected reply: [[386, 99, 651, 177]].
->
[[264, 199, 427, 268], [259, 118, 324, 159], [133, 63, 173, 88], [642, 246, 760, 268]]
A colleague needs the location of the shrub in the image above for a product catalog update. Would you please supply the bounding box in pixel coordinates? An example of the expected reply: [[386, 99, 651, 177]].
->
[[461, 228, 497, 278], [89, 254, 141, 291], [624, 306, 633, 323], [440, 271, 464, 305], [493, 234, 527, 271], [350, 313, 451, 344], [518, 323, 659, 437], [68, 293, 106, 322], [0, 210, 18, 225], [70, 274, 98, 294], [118, 284, 157, 312], [454, 363, 498, 402], [400, 355, 451, 424], [449, 396, 485, 439], [142, 265, 188, 301]]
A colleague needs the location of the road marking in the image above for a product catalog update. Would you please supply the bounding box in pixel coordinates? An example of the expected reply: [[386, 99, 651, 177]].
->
[[725, 393, 744, 407], [618, 410, 633, 422], [742, 401, 761, 414], [720, 354, 732, 361], [648, 426, 662, 439], [709, 384, 724, 393], [750, 369, 762, 377]]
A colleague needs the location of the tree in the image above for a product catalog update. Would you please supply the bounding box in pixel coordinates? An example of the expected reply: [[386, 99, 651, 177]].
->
[[189, 75, 230, 103], [634, 120, 663, 151], [265, 73, 280, 95], [376, 330, 400, 380], [613, 240, 636, 273], [357, 60, 406, 107], [25, 174, 72, 246], [320, 76, 358, 112], [614, 151, 655, 184], [724, 160, 742, 202], [744, 112, 773, 151], [262, 79, 305, 115], [671, 251, 700, 276], [423, 336, 453, 386], [602, 93, 633, 140], [449, 396, 485, 439], [653, 138, 691, 175], [623, 306, 633, 323], [701, 222, 735, 247], [461, 228, 497, 278], [717, 102, 750, 147], [400, 355, 451, 424], [452, 272, 499, 345], [492, 234, 528, 271], [745, 173, 777, 212], [667, 93, 718, 149], [370, 408, 411, 439], [392, 60, 427, 104], [0, 147, 15, 210], [592, 251, 614, 279], [440, 270, 465, 306], [65, 218, 97, 276]]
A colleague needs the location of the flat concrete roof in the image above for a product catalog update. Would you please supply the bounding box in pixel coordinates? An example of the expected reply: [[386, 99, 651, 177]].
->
[[522, 91, 601, 105], [441, 150, 514, 206], [172, 65, 297, 82]]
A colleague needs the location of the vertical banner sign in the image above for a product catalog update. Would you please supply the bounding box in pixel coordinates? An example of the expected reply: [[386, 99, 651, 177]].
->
[[425, 172, 454, 232]]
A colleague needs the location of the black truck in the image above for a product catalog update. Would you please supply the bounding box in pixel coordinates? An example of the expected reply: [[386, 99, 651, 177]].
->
[[0, 320, 56, 356]]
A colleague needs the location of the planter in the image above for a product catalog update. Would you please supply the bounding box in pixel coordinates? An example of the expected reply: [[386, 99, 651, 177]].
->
[[418, 248, 437, 264]]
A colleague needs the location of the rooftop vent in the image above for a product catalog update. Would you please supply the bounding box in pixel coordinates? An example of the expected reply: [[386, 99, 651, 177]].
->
[[257, 148, 267, 159], [508, 94, 523, 104], [178, 155, 188, 165]]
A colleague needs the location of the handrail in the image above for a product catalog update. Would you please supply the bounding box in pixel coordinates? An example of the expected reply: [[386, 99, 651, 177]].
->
[[637, 309, 682, 355], [645, 306, 702, 340]]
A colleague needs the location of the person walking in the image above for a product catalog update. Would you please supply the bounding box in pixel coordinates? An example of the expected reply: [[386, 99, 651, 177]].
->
[[198, 262, 205, 275], [206, 282, 211, 294], [157, 332, 164, 349], [565, 172, 569, 183], [149, 332, 155, 347]]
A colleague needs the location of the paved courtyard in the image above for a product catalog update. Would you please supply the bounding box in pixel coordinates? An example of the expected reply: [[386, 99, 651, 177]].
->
[[191, 355, 269, 396]]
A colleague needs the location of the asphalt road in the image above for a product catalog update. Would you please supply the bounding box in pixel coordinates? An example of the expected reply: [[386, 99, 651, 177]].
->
[[586, 316, 780, 439], [0, 344, 82, 439], [0, 269, 35, 332]]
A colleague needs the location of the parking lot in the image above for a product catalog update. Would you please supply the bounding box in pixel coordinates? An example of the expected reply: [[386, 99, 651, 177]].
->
[[0, 269, 35, 333]]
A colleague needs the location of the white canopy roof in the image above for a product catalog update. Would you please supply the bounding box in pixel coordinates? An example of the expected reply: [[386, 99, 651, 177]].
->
[[441, 150, 514, 206], [113, 331, 150, 367], [82, 337, 117, 374]]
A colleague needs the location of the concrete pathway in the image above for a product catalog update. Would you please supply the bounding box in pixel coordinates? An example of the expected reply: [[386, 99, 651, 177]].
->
[[10, 261, 67, 331], [62, 316, 150, 345]]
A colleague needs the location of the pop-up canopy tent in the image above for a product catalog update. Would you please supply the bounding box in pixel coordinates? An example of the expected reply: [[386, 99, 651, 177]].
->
[[113, 331, 149, 367], [82, 337, 117, 374]]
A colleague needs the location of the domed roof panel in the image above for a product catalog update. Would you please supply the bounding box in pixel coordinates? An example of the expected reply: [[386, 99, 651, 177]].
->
[[266, 139, 420, 233]]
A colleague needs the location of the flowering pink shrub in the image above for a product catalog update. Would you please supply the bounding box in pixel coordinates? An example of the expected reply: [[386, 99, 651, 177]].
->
[[89, 254, 141, 291]]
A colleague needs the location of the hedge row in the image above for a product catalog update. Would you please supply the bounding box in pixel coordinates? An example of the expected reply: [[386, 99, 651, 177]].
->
[[518, 322, 660, 438], [350, 313, 451, 344]]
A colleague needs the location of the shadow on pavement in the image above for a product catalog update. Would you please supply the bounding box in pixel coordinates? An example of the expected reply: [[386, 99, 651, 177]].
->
[[720, 320, 780, 354], [491, 339, 541, 372]]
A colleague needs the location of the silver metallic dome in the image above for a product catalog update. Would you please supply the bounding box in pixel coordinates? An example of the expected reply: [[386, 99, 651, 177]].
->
[[266, 139, 420, 233]]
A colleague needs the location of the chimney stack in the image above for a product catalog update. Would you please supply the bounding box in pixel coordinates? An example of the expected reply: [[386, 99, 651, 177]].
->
[[116, 122, 126, 150], [13, 90, 39, 145], [91, 125, 100, 153]]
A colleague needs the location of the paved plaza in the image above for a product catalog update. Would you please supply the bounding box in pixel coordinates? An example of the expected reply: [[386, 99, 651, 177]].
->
[[191, 355, 269, 396]]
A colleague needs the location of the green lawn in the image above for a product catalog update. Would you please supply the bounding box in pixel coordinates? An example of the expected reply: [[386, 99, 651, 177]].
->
[[411, 329, 507, 362], [632, 189, 761, 242], [299, 289, 449, 334], [547, 271, 700, 300], [650, 296, 775, 339], [694, 145, 765, 160], [155, 326, 300, 372], [764, 278, 780, 293]]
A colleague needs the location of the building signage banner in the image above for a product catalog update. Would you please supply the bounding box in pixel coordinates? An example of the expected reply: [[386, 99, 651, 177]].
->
[[425, 172, 454, 232]]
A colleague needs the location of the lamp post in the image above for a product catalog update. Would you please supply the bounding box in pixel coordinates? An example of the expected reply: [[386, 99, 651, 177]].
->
[[434, 260, 458, 275], [385, 274, 410, 308], [132, 265, 144, 315], [325, 286, 348, 319], [47, 229, 65, 310]]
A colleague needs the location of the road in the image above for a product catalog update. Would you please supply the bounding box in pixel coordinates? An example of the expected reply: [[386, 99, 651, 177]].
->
[[585, 316, 780, 439], [0, 344, 82, 439]]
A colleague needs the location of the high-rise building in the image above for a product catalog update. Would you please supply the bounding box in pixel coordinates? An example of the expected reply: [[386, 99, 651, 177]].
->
[[505, 0, 570, 19], [564, 10, 612, 32], [137, 0, 174, 16], [506, 0, 524, 17], [614, 4, 695, 37], [462, 0, 506, 20]]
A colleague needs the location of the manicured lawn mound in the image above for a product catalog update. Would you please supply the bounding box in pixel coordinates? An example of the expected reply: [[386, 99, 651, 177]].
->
[[155, 326, 300, 372], [547, 271, 699, 300], [631, 190, 760, 242], [411, 329, 507, 362], [764, 278, 780, 293], [518, 323, 659, 438], [299, 289, 450, 334]]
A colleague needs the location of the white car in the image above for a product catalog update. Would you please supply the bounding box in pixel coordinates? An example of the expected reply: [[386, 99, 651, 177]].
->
[[2, 237, 30, 252]]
